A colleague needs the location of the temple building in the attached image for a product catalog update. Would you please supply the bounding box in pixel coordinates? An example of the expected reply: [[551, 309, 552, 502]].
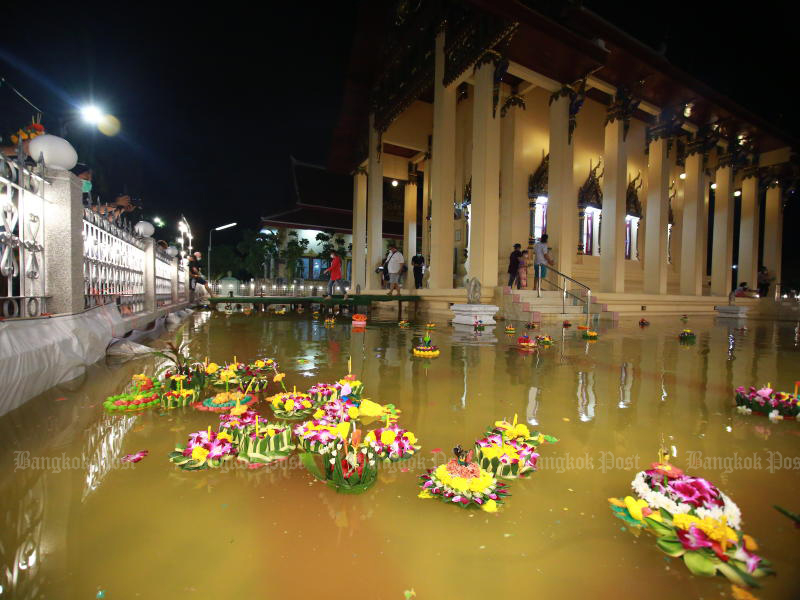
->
[[330, 0, 797, 318]]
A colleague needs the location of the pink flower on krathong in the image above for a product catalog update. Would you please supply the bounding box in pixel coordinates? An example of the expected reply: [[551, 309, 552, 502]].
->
[[756, 387, 773, 398], [667, 476, 723, 508], [676, 525, 713, 550], [122, 450, 148, 463], [733, 544, 762, 573], [207, 438, 233, 459]]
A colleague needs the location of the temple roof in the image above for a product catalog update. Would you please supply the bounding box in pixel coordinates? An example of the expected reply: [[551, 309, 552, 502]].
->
[[329, 0, 795, 173]]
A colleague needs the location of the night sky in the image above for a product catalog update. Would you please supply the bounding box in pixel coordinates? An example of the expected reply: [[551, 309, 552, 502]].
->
[[1, 1, 796, 275]]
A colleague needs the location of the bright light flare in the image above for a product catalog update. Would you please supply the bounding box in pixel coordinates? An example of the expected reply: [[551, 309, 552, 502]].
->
[[81, 105, 104, 124]]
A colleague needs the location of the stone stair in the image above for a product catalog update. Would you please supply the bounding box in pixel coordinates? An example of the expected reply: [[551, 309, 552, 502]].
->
[[499, 288, 598, 324]]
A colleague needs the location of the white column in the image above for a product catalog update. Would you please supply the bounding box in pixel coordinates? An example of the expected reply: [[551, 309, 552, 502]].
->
[[680, 151, 707, 295], [429, 31, 456, 289], [643, 136, 670, 294], [421, 159, 431, 286], [44, 168, 85, 314], [500, 93, 528, 282], [367, 114, 383, 289], [171, 258, 179, 303], [763, 182, 783, 299], [737, 172, 759, 291], [143, 238, 156, 312], [547, 93, 575, 277], [711, 164, 734, 296], [600, 118, 627, 292], [403, 177, 417, 289], [351, 169, 367, 290], [468, 60, 501, 287]]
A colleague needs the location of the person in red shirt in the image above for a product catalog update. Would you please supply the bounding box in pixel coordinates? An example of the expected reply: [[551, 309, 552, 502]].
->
[[323, 252, 348, 299]]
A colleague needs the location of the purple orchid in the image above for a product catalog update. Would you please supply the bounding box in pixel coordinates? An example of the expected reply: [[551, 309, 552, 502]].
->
[[668, 476, 723, 509], [676, 525, 714, 550], [122, 450, 148, 463]]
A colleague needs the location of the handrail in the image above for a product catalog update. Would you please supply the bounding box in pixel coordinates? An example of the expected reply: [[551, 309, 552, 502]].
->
[[534, 264, 592, 327]]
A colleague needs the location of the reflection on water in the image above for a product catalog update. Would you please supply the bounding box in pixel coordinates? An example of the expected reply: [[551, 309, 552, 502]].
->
[[1, 313, 800, 599]]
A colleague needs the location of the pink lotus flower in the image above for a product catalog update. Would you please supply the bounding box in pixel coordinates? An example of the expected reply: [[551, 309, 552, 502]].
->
[[122, 450, 148, 463], [667, 476, 723, 508], [676, 524, 713, 550]]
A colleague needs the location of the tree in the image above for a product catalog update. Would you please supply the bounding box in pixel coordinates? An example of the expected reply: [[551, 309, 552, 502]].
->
[[283, 231, 309, 279], [237, 229, 281, 279], [315, 231, 348, 258], [209, 244, 242, 279]]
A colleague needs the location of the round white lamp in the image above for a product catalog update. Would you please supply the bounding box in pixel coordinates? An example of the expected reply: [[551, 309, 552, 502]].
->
[[134, 221, 155, 237], [27, 134, 78, 170], [166, 245, 179, 257]]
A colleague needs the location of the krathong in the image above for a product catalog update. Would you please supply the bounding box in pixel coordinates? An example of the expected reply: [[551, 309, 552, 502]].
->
[[535, 335, 553, 346], [639, 318, 650, 327], [194, 391, 257, 413], [418, 446, 509, 511], [294, 419, 352, 453], [352, 314, 367, 323], [161, 373, 196, 408], [103, 374, 162, 412], [475, 414, 558, 478], [525, 321, 537, 329], [425, 322, 436, 329], [299, 427, 378, 493], [269, 390, 316, 420], [308, 383, 341, 405], [734, 385, 799, 419], [312, 395, 360, 424], [338, 373, 364, 399], [398, 320, 410, 327], [563, 320, 572, 328], [577, 325, 589, 330], [609, 459, 773, 588], [413, 332, 440, 357], [364, 425, 420, 461], [236, 419, 295, 464], [504, 324, 516, 334], [473, 318, 485, 332], [324, 316, 336, 326], [582, 330, 598, 340], [169, 428, 238, 470], [517, 334, 536, 350], [679, 329, 696, 343]]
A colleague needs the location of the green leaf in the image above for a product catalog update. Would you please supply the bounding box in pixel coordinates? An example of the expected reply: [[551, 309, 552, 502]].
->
[[656, 538, 686, 557], [299, 452, 325, 481], [716, 561, 761, 588], [682, 551, 718, 577], [644, 516, 674, 537]]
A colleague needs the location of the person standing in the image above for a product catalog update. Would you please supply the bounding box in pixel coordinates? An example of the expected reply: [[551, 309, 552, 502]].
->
[[757, 266, 771, 297], [384, 244, 405, 296], [518, 250, 529, 289], [507, 243, 522, 288], [323, 252, 348, 299], [188, 251, 213, 297], [533, 234, 555, 291], [411, 253, 425, 289]]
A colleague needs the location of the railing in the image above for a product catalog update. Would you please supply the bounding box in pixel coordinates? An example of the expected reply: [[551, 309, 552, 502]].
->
[[82, 208, 146, 315], [0, 153, 48, 317], [155, 248, 173, 308], [177, 263, 187, 301], [536, 265, 592, 326], [210, 279, 351, 297]]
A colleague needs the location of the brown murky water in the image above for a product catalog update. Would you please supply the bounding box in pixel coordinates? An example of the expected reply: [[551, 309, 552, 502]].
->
[[2, 312, 799, 599]]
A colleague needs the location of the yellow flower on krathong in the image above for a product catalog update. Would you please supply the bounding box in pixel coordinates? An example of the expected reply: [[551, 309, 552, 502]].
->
[[405, 431, 417, 445], [132, 373, 148, 382], [347, 406, 360, 419], [191, 446, 210, 463], [358, 399, 385, 418], [205, 362, 220, 374], [170, 374, 187, 382], [313, 408, 325, 419], [380, 430, 396, 445], [334, 421, 351, 441], [216, 430, 233, 443], [229, 402, 248, 416], [624, 496, 649, 521], [218, 370, 236, 383], [364, 430, 376, 444], [266, 428, 277, 437], [418, 489, 433, 499], [742, 534, 758, 551], [481, 499, 498, 513], [284, 399, 295, 412], [273, 372, 285, 383], [254, 360, 266, 368]]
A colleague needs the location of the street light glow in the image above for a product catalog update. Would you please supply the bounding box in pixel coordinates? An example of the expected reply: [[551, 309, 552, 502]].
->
[[81, 105, 104, 124], [214, 222, 237, 231]]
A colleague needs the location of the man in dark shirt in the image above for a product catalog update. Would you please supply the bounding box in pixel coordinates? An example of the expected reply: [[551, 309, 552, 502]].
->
[[188, 251, 212, 296], [507, 243, 522, 288], [411, 254, 425, 289]]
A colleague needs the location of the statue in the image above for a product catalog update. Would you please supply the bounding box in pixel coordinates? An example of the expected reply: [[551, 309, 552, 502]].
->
[[465, 277, 481, 304]]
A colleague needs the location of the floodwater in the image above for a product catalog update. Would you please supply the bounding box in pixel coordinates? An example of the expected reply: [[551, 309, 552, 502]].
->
[[2, 311, 800, 600]]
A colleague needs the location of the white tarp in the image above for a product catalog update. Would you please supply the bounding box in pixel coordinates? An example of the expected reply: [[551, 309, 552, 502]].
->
[[0, 304, 122, 416]]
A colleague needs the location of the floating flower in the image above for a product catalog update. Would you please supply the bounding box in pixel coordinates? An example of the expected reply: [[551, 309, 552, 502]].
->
[[205, 362, 220, 374], [122, 450, 149, 463], [273, 372, 286, 383]]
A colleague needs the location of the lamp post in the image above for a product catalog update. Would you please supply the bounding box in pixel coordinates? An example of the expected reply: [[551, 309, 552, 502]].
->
[[208, 222, 237, 281]]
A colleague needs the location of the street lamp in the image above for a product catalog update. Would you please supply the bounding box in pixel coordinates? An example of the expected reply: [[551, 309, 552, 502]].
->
[[81, 105, 104, 124], [208, 222, 237, 281]]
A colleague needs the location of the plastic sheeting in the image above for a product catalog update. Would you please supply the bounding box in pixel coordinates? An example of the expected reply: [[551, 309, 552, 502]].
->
[[0, 304, 192, 417]]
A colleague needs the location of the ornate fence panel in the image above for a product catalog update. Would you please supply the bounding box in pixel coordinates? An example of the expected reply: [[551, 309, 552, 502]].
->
[[0, 154, 47, 318], [155, 248, 173, 308], [177, 263, 186, 300], [82, 208, 145, 314]]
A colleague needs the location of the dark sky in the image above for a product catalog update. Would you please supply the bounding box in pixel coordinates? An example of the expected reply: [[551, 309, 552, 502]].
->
[[1, 1, 359, 251], [2, 1, 796, 259]]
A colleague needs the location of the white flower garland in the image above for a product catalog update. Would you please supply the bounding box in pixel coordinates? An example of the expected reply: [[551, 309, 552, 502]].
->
[[630, 470, 741, 530]]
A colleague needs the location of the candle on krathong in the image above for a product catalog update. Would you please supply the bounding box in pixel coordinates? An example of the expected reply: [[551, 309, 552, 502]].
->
[[348, 356, 352, 375], [207, 426, 212, 439], [256, 416, 259, 436], [795, 381, 799, 397]]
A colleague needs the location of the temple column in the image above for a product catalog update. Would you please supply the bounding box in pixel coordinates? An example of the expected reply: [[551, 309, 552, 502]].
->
[[711, 162, 734, 296], [403, 174, 417, 290], [763, 181, 783, 299], [421, 157, 431, 286], [547, 93, 575, 277], [351, 169, 367, 290], [468, 59, 501, 287], [737, 170, 759, 292], [600, 118, 627, 292], [429, 31, 456, 289], [499, 90, 527, 282], [643, 136, 670, 294], [366, 114, 384, 289], [680, 150, 706, 295]]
